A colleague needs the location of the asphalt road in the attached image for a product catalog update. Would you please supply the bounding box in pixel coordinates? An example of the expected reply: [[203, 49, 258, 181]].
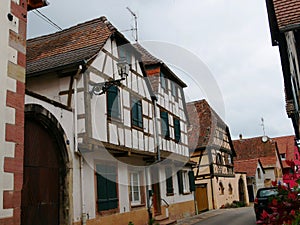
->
[[194, 207, 256, 225]]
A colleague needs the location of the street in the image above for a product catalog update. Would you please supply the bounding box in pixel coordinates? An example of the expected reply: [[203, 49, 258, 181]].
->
[[178, 206, 256, 225], [195, 207, 256, 225]]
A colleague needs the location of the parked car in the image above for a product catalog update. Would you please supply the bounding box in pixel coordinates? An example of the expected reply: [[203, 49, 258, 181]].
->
[[254, 187, 278, 221]]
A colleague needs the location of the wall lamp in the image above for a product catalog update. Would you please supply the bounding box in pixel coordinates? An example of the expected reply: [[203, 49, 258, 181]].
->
[[89, 58, 129, 96]]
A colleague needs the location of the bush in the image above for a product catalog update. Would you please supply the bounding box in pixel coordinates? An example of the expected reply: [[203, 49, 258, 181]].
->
[[257, 181, 300, 225]]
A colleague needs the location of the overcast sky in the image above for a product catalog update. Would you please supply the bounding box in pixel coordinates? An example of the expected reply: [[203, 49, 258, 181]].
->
[[27, 0, 295, 140]]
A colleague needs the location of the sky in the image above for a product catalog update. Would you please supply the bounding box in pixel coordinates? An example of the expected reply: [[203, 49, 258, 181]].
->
[[27, 0, 295, 140]]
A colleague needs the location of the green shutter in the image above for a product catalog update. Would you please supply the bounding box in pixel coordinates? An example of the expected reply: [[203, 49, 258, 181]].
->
[[165, 167, 174, 194], [188, 170, 195, 192], [160, 111, 169, 138], [174, 118, 181, 142], [96, 164, 118, 211], [107, 86, 120, 119], [177, 170, 183, 194], [131, 98, 143, 128]]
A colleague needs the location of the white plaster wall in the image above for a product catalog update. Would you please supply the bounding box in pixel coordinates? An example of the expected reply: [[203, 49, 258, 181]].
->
[[0, 0, 19, 218], [255, 164, 265, 190], [159, 166, 194, 206]]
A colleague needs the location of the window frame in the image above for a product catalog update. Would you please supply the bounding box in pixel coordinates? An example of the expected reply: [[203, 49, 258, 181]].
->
[[160, 72, 167, 90], [130, 172, 141, 206]]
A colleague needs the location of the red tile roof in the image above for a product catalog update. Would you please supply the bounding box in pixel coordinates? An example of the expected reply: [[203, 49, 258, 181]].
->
[[273, 135, 296, 168], [234, 159, 261, 177], [233, 136, 279, 168], [273, 0, 300, 31], [187, 99, 235, 154], [27, 17, 117, 76]]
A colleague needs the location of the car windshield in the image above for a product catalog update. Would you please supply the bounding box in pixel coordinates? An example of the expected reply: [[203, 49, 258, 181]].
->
[[258, 189, 278, 197]]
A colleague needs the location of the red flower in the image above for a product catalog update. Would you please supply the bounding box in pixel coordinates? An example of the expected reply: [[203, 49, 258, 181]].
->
[[290, 209, 296, 216], [271, 198, 278, 206]]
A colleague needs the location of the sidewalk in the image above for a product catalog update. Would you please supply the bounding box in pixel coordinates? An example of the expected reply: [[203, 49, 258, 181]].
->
[[176, 209, 229, 225]]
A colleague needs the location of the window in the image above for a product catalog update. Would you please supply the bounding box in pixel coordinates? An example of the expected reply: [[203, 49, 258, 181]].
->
[[280, 153, 286, 160], [160, 110, 170, 138], [173, 118, 181, 143], [228, 183, 233, 195], [165, 167, 174, 195], [177, 170, 195, 194], [131, 97, 143, 128], [96, 164, 118, 212], [219, 182, 224, 195], [160, 72, 167, 90], [130, 172, 141, 205], [171, 81, 178, 98], [107, 86, 121, 119], [119, 45, 132, 65], [257, 168, 261, 179], [216, 153, 223, 165]]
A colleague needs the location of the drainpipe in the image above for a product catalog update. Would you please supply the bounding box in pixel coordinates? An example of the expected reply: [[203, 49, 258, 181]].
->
[[73, 65, 87, 225], [152, 96, 161, 162]]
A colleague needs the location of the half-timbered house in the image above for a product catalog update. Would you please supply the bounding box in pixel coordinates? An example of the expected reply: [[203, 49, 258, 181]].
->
[[187, 99, 248, 211], [25, 17, 194, 225]]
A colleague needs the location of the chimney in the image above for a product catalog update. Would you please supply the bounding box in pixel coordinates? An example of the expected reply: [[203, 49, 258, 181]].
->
[[239, 134, 243, 140]]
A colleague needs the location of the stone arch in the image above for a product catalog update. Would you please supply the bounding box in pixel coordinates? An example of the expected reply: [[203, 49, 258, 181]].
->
[[22, 104, 73, 225], [238, 177, 246, 203]]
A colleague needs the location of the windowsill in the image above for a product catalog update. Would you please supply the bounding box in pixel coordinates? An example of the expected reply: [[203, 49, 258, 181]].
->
[[107, 116, 123, 124], [182, 192, 191, 195], [132, 124, 144, 131], [131, 203, 145, 209], [166, 193, 174, 196]]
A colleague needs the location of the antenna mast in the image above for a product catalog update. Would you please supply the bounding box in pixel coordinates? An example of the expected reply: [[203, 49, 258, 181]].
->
[[126, 7, 138, 42], [261, 117, 266, 136]]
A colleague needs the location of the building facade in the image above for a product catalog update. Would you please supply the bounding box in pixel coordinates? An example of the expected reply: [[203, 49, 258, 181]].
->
[[25, 17, 194, 225], [0, 1, 47, 224], [266, 0, 300, 139]]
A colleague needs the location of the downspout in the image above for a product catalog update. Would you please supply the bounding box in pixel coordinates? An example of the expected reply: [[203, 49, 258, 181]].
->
[[73, 65, 87, 225], [152, 96, 161, 162], [207, 146, 215, 209]]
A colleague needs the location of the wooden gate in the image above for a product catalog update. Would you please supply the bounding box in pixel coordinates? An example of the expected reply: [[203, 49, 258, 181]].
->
[[195, 184, 209, 212], [21, 119, 61, 225]]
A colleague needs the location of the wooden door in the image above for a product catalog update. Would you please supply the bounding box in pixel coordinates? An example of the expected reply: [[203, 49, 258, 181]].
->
[[151, 167, 161, 215], [21, 119, 61, 225], [195, 184, 209, 212]]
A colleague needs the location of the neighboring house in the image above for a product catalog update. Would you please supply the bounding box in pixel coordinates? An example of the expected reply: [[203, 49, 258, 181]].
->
[[134, 43, 195, 220], [0, 0, 48, 224], [273, 135, 300, 188], [265, 0, 300, 139], [187, 99, 248, 211], [25, 17, 194, 225], [233, 136, 283, 188], [234, 159, 265, 202]]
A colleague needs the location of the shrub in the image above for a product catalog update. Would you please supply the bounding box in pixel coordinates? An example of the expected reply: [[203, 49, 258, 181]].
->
[[257, 181, 300, 225]]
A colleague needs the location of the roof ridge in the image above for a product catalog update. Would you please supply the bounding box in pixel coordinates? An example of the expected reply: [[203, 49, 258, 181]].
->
[[27, 16, 115, 43]]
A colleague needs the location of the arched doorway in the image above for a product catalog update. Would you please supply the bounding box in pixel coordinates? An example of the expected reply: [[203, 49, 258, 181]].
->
[[21, 104, 71, 225], [238, 177, 245, 203]]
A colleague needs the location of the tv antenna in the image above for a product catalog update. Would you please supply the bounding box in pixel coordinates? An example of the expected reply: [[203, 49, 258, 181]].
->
[[261, 117, 268, 142], [126, 7, 138, 42]]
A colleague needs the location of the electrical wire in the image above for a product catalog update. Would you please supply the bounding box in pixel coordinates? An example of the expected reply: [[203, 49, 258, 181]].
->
[[33, 9, 63, 31]]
